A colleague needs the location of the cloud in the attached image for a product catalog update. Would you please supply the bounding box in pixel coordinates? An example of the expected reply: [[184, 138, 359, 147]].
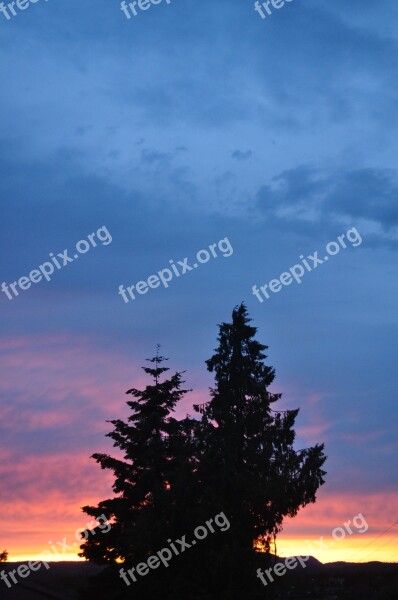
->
[[0, 334, 199, 559], [256, 165, 398, 247], [231, 150, 252, 161], [140, 148, 173, 166], [324, 168, 398, 230]]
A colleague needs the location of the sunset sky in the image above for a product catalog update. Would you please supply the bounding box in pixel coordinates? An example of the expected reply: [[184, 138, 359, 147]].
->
[[1, 0, 397, 565]]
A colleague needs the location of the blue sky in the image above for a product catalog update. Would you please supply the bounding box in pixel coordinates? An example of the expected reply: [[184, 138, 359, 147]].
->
[[0, 0, 397, 562]]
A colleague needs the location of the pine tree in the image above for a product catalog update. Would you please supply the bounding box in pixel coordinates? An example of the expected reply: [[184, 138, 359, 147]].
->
[[79, 347, 191, 597], [79, 311, 326, 600], [194, 304, 326, 588]]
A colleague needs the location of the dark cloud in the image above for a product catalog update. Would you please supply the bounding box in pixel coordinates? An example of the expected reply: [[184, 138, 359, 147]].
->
[[140, 148, 173, 166], [231, 150, 252, 161], [325, 169, 398, 230], [256, 165, 398, 244]]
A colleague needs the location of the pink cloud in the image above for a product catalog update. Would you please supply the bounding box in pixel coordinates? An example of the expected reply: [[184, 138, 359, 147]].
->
[[0, 333, 203, 560]]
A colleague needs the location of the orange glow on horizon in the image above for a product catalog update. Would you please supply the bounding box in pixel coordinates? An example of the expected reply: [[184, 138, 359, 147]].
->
[[275, 536, 398, 564], [8, 535, 398, 565]]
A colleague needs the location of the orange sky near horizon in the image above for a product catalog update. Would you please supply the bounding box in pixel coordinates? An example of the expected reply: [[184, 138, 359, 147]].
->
[[7, 534, 398, 565], [4, 488, 397, 565], [1, 336, 397, 568]]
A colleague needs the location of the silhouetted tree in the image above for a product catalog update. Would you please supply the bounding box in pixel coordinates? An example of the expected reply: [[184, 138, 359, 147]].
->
[[0, 549, 7, 562], [79, 347, 191, 598], [80, 309, 326, 600], [193, 304, 326, 595]]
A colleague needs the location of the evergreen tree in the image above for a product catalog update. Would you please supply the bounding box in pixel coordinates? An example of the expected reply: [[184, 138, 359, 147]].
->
[[193, 304, 326, 595], [80, 310, 326, 600], [79, 347, 191, 598]]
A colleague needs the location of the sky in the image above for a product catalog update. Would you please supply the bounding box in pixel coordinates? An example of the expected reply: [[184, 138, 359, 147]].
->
[[0, 0, 397, 565]]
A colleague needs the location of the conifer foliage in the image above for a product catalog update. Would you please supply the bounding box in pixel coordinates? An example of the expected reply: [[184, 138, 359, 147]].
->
[[80, 307, 326, 599], [80, 346, 190, 568], [198, 304, 326, 557]]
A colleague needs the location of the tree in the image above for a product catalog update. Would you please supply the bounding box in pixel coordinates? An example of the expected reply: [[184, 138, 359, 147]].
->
[[80, 309, 326, 600], [79, 348, 191, 598], [193, 304, 326, 594], [0, 549, 7, 562]]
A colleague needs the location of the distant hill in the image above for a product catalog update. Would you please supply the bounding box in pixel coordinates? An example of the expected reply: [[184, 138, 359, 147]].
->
[[273, 555, 323, 570], [324, 560, 398, 574], [261, 555, 398, 573], [1, 562, 102, 599], [1, 560, 397, 598]]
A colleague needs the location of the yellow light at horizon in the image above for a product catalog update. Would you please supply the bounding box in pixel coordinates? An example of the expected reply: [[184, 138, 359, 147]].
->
[[7, 553, 85, 563], [8, 533, 398, 565], [276, 536, 398, 564]]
